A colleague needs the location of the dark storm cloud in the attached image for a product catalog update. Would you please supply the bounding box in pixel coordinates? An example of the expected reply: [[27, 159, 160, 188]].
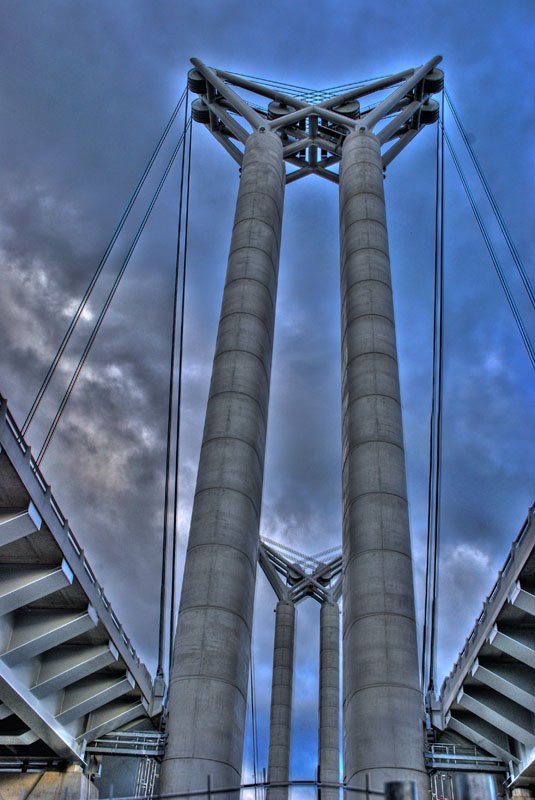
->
[[1, 0, 533, 777]]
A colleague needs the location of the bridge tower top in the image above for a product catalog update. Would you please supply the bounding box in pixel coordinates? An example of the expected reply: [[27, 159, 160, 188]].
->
[[187, 55, 443, 180]]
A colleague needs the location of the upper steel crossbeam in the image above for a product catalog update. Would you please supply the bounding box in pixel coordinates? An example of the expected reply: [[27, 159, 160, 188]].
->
[[188, 56, 443, 183]]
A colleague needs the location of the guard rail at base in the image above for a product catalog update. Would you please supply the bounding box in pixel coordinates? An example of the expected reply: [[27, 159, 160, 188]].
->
[[99, 779, 418, 800]]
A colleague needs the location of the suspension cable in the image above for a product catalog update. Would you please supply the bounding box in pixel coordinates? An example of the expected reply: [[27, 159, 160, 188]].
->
[[168, 114, 194, 678], [422, 92, 445, 695], [429, 89, 445, 695], [158, 100, 190, 679], [443, 126, 535, 370], [250, 641, 259, 795], [36, 128, 188, 466], [445, 90, 534, 310], [22, 89, 187, 437], [421, 106, 440, 693]]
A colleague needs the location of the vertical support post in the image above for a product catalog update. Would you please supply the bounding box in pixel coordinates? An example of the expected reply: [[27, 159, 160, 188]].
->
[[339, 130, 427, 795], [267, 600, 296, 800], [160, 129, 285, 795], [319, 601, 340, 800]]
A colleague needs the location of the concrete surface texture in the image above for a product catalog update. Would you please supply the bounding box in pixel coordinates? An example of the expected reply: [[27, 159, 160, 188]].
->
[[160, 129, 285, 795], [319, 601, 340, 799], [267, 600, 295, 800], [339, 129, 427, 795]]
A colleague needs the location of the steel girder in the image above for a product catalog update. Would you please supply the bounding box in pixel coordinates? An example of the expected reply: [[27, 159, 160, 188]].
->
[[187, 56, 443, 183]]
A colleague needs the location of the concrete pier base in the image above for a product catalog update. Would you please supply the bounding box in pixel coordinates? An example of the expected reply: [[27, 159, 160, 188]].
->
[[0, 766, 98, 799], [160, 129, 285, 796], [339, 129, 427, 797], [267, 600, 295, 800]]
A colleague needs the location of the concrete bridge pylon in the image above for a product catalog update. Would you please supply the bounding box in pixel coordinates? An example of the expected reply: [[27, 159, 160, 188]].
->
[[161, 56, 444, 798]]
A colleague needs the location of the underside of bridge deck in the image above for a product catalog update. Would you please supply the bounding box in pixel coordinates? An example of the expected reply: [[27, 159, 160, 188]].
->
[[0, 396, 161, 768], [438, 507, 535, 791]]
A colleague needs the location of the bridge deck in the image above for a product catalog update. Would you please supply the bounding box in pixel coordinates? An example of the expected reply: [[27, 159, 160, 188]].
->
[[439, 506, 535, 788], [0, 396, 162, 765]]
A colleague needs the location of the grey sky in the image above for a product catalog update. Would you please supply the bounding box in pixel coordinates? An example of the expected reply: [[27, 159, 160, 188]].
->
[[0, 0, 533, 778]]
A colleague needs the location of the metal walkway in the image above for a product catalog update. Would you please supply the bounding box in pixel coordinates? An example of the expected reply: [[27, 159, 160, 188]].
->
[[437, 506, 535, 788], [0, 396, 162, 765]]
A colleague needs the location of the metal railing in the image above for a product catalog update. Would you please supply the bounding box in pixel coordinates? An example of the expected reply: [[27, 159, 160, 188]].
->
[[87, 731, 167, 758], [98, 779, 425, 800], [425, 744, 506, 773]]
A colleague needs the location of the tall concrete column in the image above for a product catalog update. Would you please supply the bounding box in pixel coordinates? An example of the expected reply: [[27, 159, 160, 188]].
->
[[319, 601, 340, 800], [267, 600, 295, 800], [339, 130, 427, 795], [160, 129, 285, 795]]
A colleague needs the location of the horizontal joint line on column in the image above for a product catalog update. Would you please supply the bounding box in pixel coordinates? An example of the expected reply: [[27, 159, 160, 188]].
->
[[342, 276, 393, 296], [228, 244, 278, 274], [341, 245, 390, 262], [235, 189, 284, 223], [208, 389, 267, 424], [177, 603, 252, 635], [347, 767, 429, 780], [342, 217, 388, 239], [339, 188, 386, 218], [344, 682, 422, 703], [219, 309, 274, 345], [343, 488, 408, 504], [341, 314, 396, 356], [243, 154, 285, 183], [341, 436, 404, 478], [214, 347, 270, 385], [232, 216, 282, 246], [185, 540, 258, 573], [344, 392, 401, 408], [194, 485, 260, 517], [343, 437, 404, 473], [343, 491, 407, 522], [345, 609, 416, 631], [162, 754, 241, 776], [202, 433, 262, 454], [344, 349, 397, 372], [224, 275, 276, 307], [201, 434, 264, 471], [342, 311, 395, 331], [344, 547, 412, 564], [341, 157, 383, 175]]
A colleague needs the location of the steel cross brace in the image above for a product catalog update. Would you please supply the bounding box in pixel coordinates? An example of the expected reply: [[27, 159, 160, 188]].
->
[[258, 541, 342, 605], [188, 55, 443, 182]]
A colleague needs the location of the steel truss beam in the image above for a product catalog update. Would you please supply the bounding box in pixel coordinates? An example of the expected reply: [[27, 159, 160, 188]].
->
[[258, 540, 342, 605], [188, 56, 442, 183]]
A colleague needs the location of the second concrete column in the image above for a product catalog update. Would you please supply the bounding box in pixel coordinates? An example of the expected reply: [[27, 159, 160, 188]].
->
[[267, 600, 296, 800], [339, 130, 427, 796], [319, 601, 340, 799]]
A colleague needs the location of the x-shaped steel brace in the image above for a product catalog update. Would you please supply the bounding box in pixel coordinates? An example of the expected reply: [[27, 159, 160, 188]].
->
[[258, 541, 342, 605], [188, 55, 443, 182]]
